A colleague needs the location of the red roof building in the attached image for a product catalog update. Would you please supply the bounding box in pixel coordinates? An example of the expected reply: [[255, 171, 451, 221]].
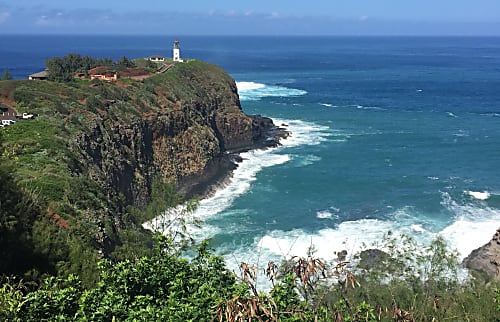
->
[[88, 67, 118, 81]]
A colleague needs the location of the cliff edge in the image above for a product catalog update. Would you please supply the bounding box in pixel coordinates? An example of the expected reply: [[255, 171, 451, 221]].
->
[[0, 60, 285, 264], [462, 228, 500, 281]]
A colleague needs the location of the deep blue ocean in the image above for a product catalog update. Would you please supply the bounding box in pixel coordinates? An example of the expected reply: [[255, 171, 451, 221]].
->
[[2, 35, 500, 279]]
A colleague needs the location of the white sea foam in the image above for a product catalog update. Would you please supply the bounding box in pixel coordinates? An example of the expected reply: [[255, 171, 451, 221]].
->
[[236, 81, 307, 101], [465, 190, 491, 200], [480, 112, 500, 118], [439, 192, 500, 259], [411, 224, 426, 233], [319, 103, 336, 108], [273, 118, 333, 148], [147, 105, 500, 289], [147, 118, 334, 241], [226, 212, 427, 291], [316, 206, 340, 219], [345, 104, 385, 111], [222, 221, 389, 291], [292, 154, 322, 167], [316, 211, 333, 219], [144, 148, 289, 239], [187, 150, 290, 239], [258, 219, 394, 261], [236, 81, 266, 91], [229, 193, 500, 277]]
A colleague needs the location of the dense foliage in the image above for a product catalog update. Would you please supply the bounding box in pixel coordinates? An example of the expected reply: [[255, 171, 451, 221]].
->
[[0, 132, 42, 277], [0, 59, 240, 286], [0, 119, 159, 285], [44, 53, 139, 82], [1, 230, 498, 321], [1, 129, 499, 320], [45, 53, 113, 82], [12, 237, 245, 322]]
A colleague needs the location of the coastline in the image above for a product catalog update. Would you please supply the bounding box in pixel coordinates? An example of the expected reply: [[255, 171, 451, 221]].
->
[[178, 122, 289, 200], [154, 115, 500, 284], [462, 228, 500, 281]]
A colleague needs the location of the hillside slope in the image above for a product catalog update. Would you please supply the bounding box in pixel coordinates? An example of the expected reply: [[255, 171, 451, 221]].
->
[[0, 60, 282, 281]]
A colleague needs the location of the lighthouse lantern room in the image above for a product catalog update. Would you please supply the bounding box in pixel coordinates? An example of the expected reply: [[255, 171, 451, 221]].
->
[[173, 40, 183, 62]]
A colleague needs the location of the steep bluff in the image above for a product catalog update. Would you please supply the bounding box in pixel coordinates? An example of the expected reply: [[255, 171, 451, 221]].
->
[[73, 61, 280, 209], [0, 60, 283, 259]]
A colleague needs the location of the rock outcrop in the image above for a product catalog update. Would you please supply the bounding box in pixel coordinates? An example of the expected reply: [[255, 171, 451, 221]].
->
[[463, 228, 500, 281], [73, 61, 283, 210]]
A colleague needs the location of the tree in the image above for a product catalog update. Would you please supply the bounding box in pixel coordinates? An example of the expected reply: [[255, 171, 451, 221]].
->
[[45, 54, 113, 82], [1, 70, 12, 80], [114, 56, 136, 70], [18, 236, 246, 321]]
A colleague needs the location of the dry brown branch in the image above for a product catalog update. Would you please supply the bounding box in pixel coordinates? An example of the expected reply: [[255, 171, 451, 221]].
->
[[265, 261, 279, 286], [239, 262, 258, 296], [392, 301, 415, 322], [212, 296, 278, 322], [290, 256, 327, 290]]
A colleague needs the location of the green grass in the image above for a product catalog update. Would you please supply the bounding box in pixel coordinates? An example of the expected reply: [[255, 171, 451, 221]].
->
[[2, 120, 70, 202], [0, 60, 244, 285]]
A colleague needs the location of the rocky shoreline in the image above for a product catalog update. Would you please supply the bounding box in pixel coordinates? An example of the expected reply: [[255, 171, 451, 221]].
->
[[463, 227, 500, 281], [178, 119, 289, 200]]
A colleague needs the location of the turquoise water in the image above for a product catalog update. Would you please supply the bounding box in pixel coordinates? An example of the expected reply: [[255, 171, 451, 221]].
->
[[182, 37, 500, 275], [2, 35, 500, 277]]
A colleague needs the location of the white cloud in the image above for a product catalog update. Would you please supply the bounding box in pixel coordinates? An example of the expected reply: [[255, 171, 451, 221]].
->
[[0, 11, 10, 23], [32, 8, 118, 28], [35, 15, 50, 26], [268, 12, 281, 19], [359, 15, 369, 21]]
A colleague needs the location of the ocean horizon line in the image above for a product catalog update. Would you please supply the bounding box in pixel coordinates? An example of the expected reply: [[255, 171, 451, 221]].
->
[[2, 33, 500, 38]]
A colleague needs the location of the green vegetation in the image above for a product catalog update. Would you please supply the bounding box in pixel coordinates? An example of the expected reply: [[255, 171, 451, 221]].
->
[[45, 53, 113, 82], [114, 56, 137, 70], [0, 57, 498, 320], [1, 69, 12, 80], [133, 57, 162, 71], [0, 228, 498, 321], [0, 64, 197, 284]]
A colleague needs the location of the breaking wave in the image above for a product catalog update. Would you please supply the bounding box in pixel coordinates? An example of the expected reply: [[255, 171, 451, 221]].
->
[[465, 190, 491, 200], [236, 81, 307, 101]]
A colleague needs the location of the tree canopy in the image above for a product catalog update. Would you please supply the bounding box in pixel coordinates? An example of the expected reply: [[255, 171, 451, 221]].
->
[[1, 70, 12, 80], [45, 53, 113, 82]]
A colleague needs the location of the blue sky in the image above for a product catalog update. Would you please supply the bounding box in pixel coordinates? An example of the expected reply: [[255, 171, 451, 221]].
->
[[1, 0, 500, 35]]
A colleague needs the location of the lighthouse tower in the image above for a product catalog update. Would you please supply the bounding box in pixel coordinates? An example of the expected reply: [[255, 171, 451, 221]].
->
[[173, 40, 183, 62]]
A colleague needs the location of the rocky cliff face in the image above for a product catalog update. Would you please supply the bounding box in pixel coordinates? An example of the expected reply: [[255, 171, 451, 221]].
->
[[2, 60, 284, 259], [74, 61, 281, 210], [463, 228, 500, 281]]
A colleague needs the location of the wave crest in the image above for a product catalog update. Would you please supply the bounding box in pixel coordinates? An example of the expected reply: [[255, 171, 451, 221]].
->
[[465, 190, 491, 200], [236, 81, 307, 101]]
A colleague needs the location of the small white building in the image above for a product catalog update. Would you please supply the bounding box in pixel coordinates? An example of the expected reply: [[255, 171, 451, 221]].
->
[[173, 40, 183, 62], [149, 55, 165, 62], [28, 70, 49, 80]]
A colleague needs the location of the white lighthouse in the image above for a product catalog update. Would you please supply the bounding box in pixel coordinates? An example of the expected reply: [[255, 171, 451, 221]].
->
[[173, 40, 183, 62]]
